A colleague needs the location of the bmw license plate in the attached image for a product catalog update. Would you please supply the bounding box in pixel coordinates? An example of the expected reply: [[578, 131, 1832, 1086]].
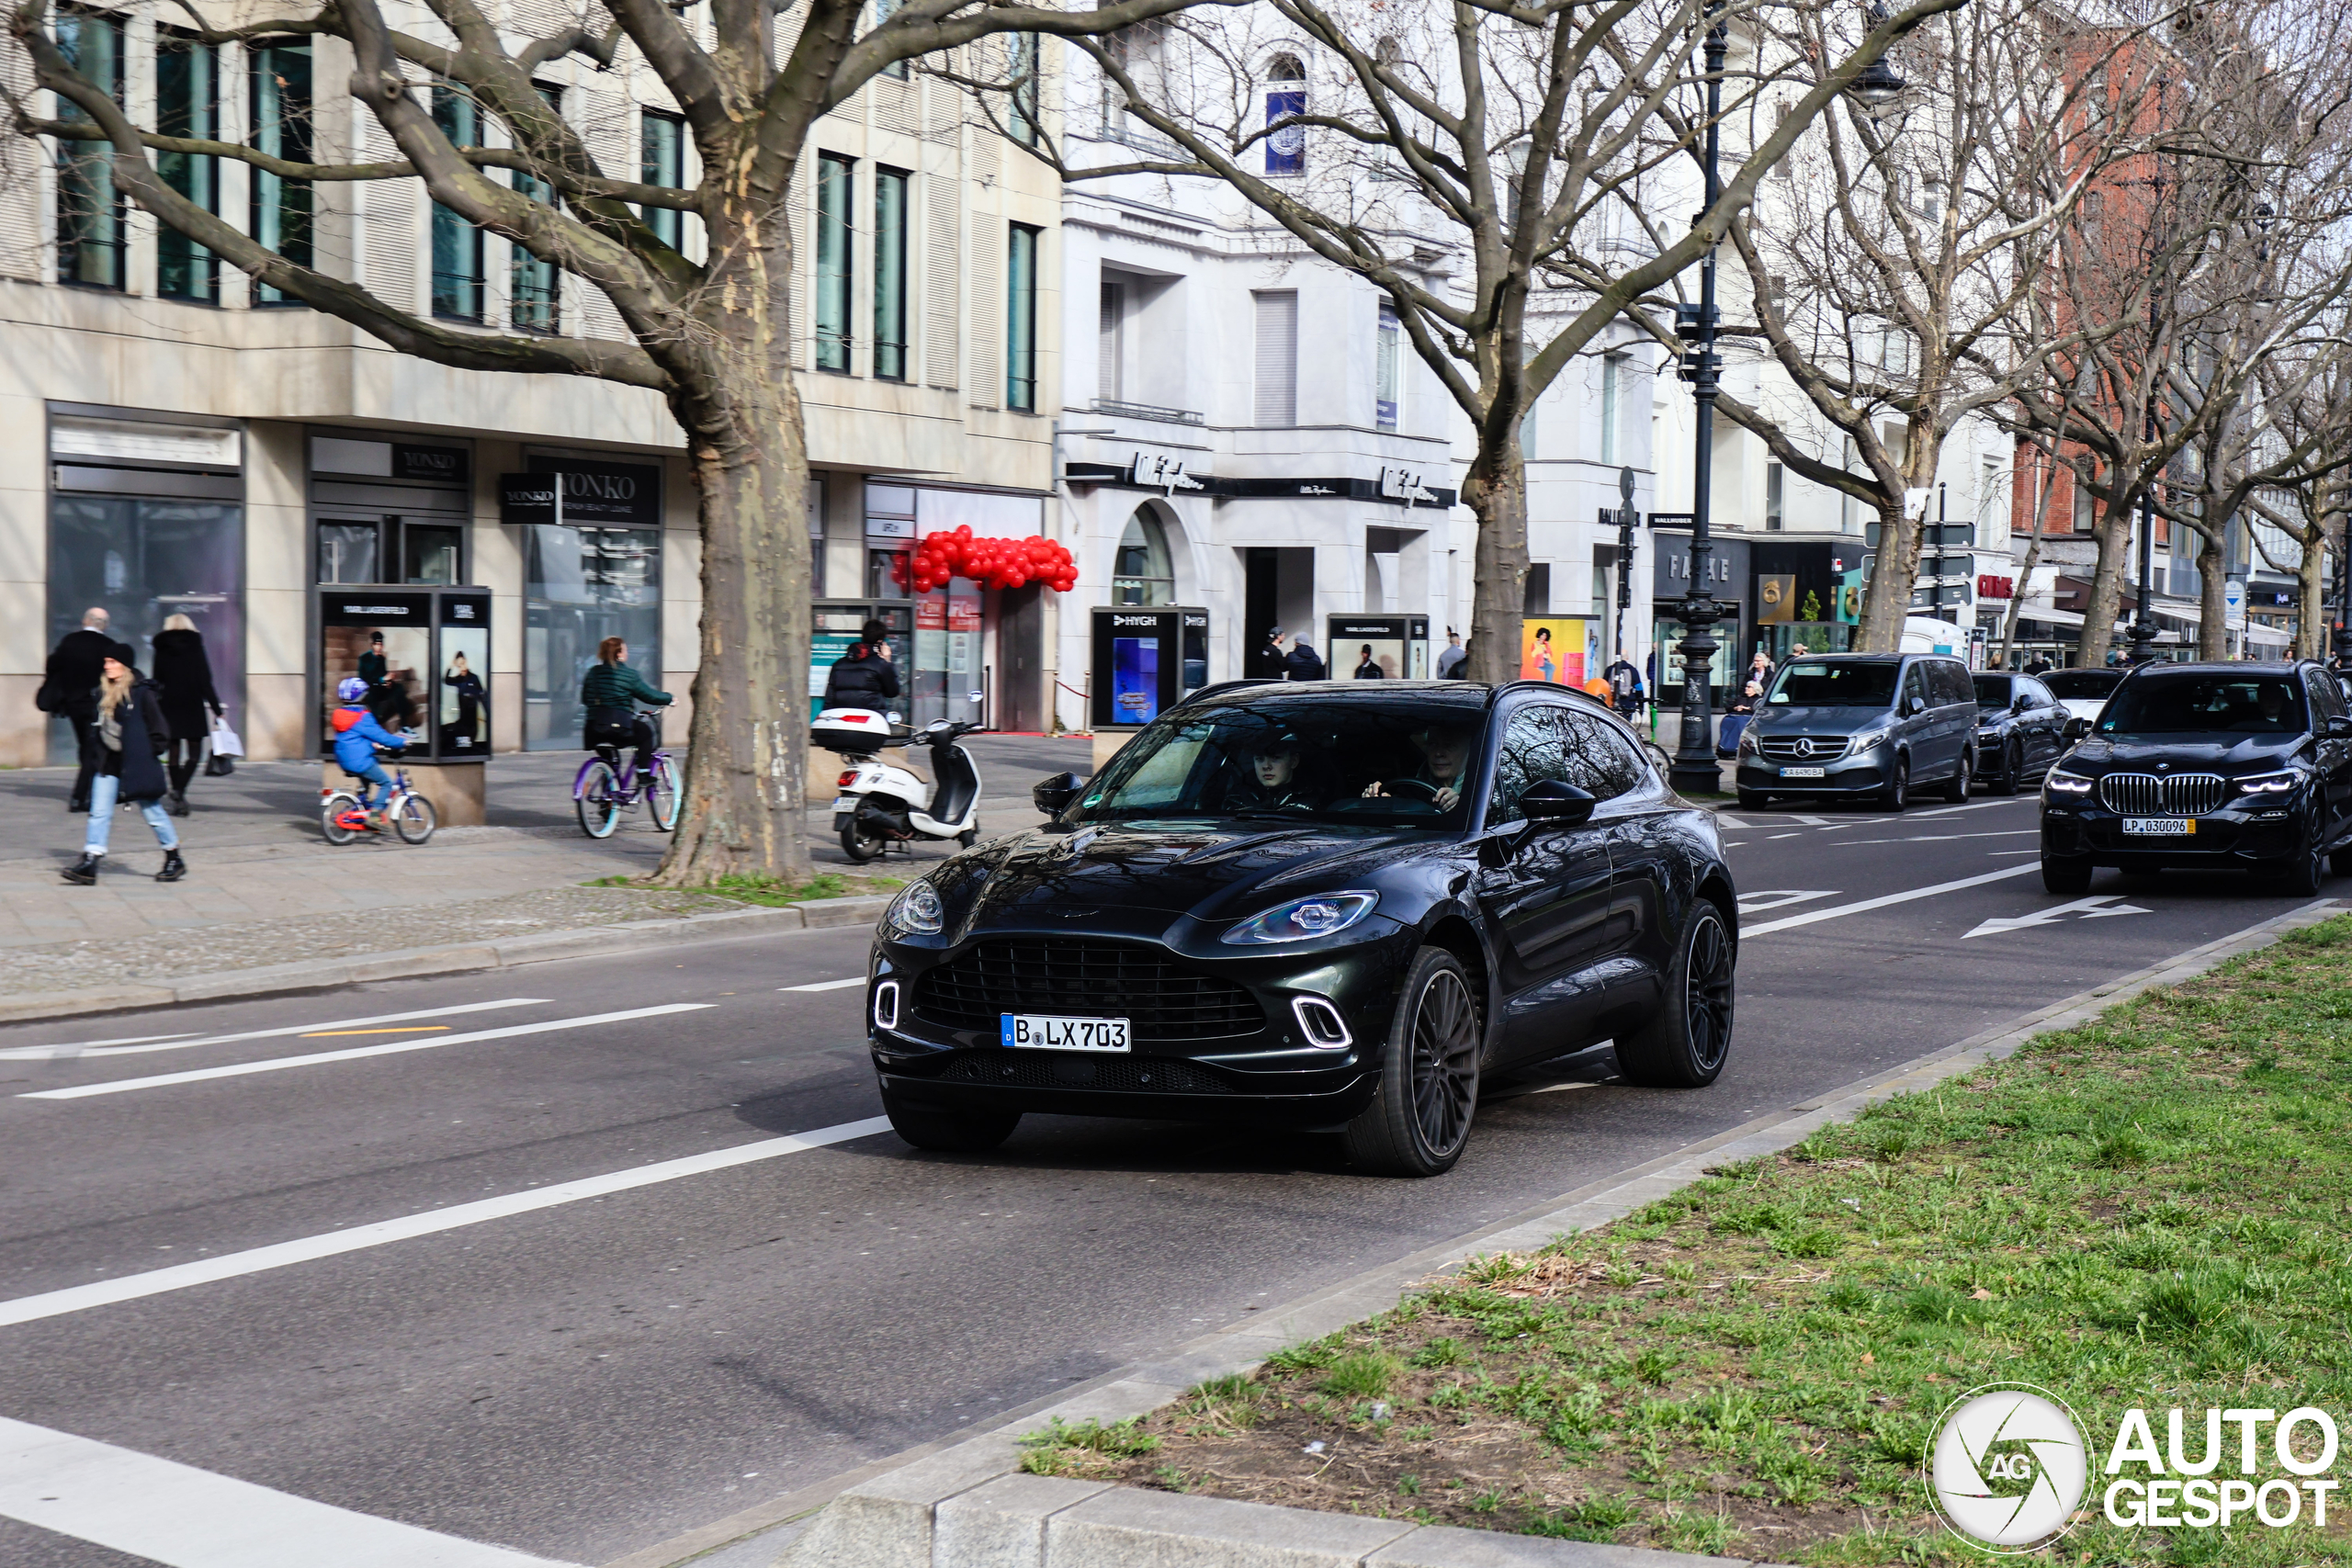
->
[[1002, 1014, 1131, 1053], [2123, 818, 2195, 836], [1780, 766, 1826, 779]]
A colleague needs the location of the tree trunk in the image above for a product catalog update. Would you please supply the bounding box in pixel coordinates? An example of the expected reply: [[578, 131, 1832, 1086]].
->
[[1857, 500, 1917, 652], [1461, 445, 1530, 685], [2196, 529, 2229, 660], [2298, 496, 2336, 660], [2074, 500, 2132, 669]]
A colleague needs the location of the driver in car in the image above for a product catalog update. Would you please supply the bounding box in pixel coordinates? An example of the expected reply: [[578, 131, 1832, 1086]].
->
[[1231, 733, 1322, 812], [1363, 724, 1475, 812]]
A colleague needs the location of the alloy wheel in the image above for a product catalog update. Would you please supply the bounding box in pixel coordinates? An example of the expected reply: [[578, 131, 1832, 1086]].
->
[[1409, 969, 1479, 1156], [1683, 908, 1736, 1075]]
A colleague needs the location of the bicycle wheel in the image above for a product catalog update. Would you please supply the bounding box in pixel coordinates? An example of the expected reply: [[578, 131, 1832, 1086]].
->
[[647, 756, 682, 832], [1644, 740, 1675, 780], [393, 792, 437, 845], [575, 760, 621, 839], [321, 792, 362, 846]]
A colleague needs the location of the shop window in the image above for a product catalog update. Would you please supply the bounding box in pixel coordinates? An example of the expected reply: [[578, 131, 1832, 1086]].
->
[[430, 84, 484, 321], [874, 167, 910, 381], [155, 28, 220, 301], [510, 85, 561, 334], [54, 6, 125, 290], [640, 110, 684, 251], [1007, 223, 1039, 411], [250, 40, 313, 301], [1263, 55, 1305, 175], [815, 151, 853, 371], [314, 517, 464, 585], [1114, 509, 1175, 605], [524, 524, 661, 750]]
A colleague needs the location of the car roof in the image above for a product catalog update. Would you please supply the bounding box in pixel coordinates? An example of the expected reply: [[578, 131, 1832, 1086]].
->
[[2123, 660, 2306, 675], [1781, 652, 1940, 664]]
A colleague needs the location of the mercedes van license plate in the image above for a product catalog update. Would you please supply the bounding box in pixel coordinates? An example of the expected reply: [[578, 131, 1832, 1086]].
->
[[1780, 766, 1826, 779]]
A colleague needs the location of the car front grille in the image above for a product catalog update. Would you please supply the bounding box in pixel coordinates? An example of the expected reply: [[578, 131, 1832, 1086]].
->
[[2097, 772, 2229, 817], [1758, 736, 1852, 762], [913, 1049, 1237, 1094], [910, 939, 1266, 1042]]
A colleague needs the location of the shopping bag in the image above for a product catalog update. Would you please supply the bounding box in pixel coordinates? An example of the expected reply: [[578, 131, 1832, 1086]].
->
[[208, 716, 243, 758], [206, 750, 236, 777]]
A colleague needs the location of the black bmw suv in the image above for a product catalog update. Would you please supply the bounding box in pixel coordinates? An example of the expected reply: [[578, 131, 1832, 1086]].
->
[[2039, 660, 2352, 895]]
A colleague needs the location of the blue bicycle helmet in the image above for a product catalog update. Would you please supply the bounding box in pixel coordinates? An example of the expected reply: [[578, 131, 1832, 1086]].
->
[[336, 676, 370, 702]]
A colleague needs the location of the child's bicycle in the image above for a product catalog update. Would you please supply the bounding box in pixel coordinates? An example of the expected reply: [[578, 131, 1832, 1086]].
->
[[322, 757, 437, 846], [573, 725, 681, 839]]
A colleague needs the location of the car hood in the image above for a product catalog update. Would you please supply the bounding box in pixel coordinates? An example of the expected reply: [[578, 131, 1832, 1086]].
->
[[933, 820, 1430, 941], [1751, 705, 1895, 729], [2065, 733, 2308, 772]]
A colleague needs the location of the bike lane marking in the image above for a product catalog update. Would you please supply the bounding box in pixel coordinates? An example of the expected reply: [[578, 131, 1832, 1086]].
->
[[0, 1115, 892, 1329], [780, 977, 865, 993], [17, 1004, 709, 1100], [0, 1414, 580, 1567], [0, 999, 553, 1064], [1741, 863, 2041, 938]]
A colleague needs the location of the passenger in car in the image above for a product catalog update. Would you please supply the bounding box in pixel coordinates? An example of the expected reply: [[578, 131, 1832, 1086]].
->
[[1230, 733, 1326, 812]]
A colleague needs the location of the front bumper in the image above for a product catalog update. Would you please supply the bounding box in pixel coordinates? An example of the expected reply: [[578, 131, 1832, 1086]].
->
[[2041, 797, 2306, 865], [1734, 743, 1890, 795]]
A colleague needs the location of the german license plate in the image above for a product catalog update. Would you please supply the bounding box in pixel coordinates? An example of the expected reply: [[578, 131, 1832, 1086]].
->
[[2123, 818, 2195, 836], [1780, 766, 1826, 779], [830, 796, 855, 812], [1001, 1014, 1131, 1053]]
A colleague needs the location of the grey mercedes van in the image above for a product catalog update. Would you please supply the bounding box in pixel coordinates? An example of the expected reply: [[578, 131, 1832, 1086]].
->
[[1731, 653, 1978, 809]]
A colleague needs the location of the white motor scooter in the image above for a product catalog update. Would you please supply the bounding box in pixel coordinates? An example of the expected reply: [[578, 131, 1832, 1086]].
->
[[816, 693, 986, 863]]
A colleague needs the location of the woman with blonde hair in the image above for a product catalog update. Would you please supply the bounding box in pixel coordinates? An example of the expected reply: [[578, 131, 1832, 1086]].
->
[[62, 647, 183, 885], [151, 611, 223, 814]]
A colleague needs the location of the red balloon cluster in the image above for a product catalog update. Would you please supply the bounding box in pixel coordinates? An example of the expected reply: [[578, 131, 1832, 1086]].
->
[[895, 527, 1078, 595]]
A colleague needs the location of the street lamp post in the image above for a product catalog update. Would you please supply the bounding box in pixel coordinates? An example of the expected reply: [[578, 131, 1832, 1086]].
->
[[2129, 417, 2158, 664], [1666, 4, 1730, 795]]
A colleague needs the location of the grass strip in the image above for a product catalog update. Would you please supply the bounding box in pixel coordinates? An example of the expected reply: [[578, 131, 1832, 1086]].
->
[[1024, 913, 2352, 1564], [584, 871, 900, 906]]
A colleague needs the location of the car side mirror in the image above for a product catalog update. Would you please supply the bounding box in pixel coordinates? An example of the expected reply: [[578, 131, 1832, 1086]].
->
[[1906, 696, 1928, 716], [2325, 716, 2352, 739], [2012, 695, 2031, 715], [1033, 771, 1083, 817], [2063, 716, 2093, 740], [1518, 779, 1598, 827]]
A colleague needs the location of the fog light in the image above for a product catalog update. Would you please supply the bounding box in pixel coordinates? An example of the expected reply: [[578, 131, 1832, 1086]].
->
[[1292, 996, 1352, 1049], [873, 979, 899, 1031]]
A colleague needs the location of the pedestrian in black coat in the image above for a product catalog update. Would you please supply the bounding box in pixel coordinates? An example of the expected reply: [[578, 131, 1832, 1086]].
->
[[62, 646, 185, 886], [1283, 638, 1327, 681], [36, 608, 115, 811], [822, 620, 902, 711], [151, 615, 223, 815]]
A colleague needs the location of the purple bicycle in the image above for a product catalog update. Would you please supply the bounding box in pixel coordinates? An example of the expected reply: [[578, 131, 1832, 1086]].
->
[[573, 715, 681, 838]]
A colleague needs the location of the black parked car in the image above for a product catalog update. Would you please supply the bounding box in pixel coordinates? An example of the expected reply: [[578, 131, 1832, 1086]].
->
[[865, 682, 1739, 1176], [2040, 660, 2352, 895], [1972, 672, 2070, 795]]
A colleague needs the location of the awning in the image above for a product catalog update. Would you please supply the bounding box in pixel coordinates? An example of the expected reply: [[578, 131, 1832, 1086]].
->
[[2245, 623, 2293, 647]]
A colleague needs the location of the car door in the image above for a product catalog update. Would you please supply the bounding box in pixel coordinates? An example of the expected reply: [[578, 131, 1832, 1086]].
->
[[1559, 706, 1676, 1035], [2022, 676, 2064, 772], [1936, 660, 1976, 778], [2302, 669, 2352, 844], [1472, 703, 1620, 1064], [1895, 660, 1939, 778]]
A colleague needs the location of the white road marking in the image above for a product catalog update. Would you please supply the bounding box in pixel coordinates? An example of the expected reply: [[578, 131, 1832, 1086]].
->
[[1905, 798, 2031, 820], [1742, 863, 2042, 938], [1736, 890, 1838, 915], [1791, 815, 1830, 826], [0, 999, 552, 1063], [18, 1004, 710, 1100], [1964, 895, 2151, 940], [1841, 829, 2041, 846], [0, 1414, 579, 1567], [1990, 849, 2041, 856], [1523, 1081, 1600, 1097], [1769, 832, 1802, 840], [779, 977, 865, 992], [0, 1115, 894, 1329], [1714, 814, 1750, 829]]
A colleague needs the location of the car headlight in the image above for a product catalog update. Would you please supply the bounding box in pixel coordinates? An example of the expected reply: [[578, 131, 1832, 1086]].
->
[[1850, 722, 1894, 750], [2044, 769, 2094, 797], [1223, 891, 1378, 945], [1736, 727, 1760, 756], [884, 878, 944, 935], [2237, 769, 2301, 795]]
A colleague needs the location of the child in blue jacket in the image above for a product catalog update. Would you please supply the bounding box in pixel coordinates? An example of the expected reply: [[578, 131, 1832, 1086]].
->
[[330, 676, 407, 809]]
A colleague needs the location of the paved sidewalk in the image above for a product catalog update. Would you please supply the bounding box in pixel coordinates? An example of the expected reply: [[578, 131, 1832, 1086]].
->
[[0, 735, 1087, 999]]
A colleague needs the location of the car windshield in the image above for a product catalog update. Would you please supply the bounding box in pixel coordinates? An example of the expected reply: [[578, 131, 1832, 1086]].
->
[[1973, 675, 2013, 709], [2043, 670, 2123, 699], [2098, 674, 2307, 735], [1072, 692, 1491, 828], [1767, 662, 1898, 707]]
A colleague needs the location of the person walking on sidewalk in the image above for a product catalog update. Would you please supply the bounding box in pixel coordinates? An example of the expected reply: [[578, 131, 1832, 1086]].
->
[[581, 637, 673, 779], [62, 647, 184, 885], [151, 613, 223, 817], [37, 607, 115, 813], [1283, 636, 1327, 682]]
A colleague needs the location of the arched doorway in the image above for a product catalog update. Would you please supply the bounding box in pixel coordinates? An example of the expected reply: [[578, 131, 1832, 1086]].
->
[[1112, 506, 1177, 605]]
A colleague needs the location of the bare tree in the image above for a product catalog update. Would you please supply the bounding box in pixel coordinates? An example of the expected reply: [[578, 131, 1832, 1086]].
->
[[5, 0, 1215, 882], [1023, 0, 1962, 682]]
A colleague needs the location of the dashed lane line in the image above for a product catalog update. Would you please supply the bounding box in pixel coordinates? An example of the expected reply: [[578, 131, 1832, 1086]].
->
[[17, 1004, 710, 1100], [779, 977, 865, 993], [1742, 863, 2042, 938], [0, 999, 553, 1064], [0, 1115, 893, 1329]]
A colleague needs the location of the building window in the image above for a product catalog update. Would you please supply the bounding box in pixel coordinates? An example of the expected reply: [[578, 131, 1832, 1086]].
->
[[1114, 508, 1175, 605], [54, 6, 125, 290], [875, 0, 908, 79], [1006, 221, 1039, 412], [1766, 461, 1785, 531], [1522, 562, 1551, 616], [1518, 395, 1538, 458], [1841, 435, 1858, 532], [1098, 277, 1125, 400], [640, 110, 684, 251], [814, 151, 853, 372], [1600, 354, 1622, 464], [249, 40, 313, 302], [155, 29, 220, 301], [1254, 289, 1297, 427], [430, 84, 484, 321], [510, 85, 561, 333], [1375, 301, 1400, 431], [1264, 55, 1305, 175], [1007, 33, 1040, 146], [873, 166, 909, 380], [2074, 478, 2096, 534]]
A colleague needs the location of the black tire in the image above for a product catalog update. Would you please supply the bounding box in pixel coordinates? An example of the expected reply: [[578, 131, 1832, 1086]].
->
[[2280, 816, 2326, 897], [1342, 948, 1481, 1177], [576, 761, 620, 839], [1878, 756, 1909, 812], [1990, 740, 2023, 796], [2041, 856, 2094, 895], [1736, 789, 1769, 810], [1614, 899, 1736, 1088], [957, 828, 979, 848], [1944, 750, 1972, 804], [881, 1089, 1020, 1153], [841, 818, 888, 863]]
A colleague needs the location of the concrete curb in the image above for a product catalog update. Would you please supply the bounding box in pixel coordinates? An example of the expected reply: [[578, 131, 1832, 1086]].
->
[[621, 898, 2339, 1568], [0, 894, 895, 1026]]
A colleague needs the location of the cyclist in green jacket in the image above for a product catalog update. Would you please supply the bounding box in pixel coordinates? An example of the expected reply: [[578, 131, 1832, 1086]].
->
[[581, 637, 672, 776]]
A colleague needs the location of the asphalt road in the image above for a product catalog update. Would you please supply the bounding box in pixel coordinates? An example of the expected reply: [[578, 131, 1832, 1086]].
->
[[0, 790, 2325, 1567]]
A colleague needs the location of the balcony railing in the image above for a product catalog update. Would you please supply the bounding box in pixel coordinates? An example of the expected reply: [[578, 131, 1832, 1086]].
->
[[1091, 397, 1204, 426]]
